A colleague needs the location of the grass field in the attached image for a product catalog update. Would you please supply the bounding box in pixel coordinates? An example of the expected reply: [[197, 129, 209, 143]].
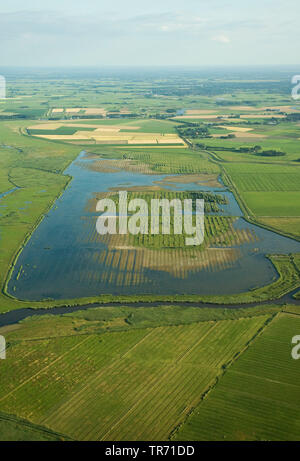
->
[[199, 132, 300, 162], [225, 165, 300, 192], [0, 121, 80, 312], [223, 163, 300, 237], [174, 312, 300, 441], [0, 310, 270, 440], [242, 192, 300, 217], [257, 217, 300, 239], [63, 119, 179, 132]]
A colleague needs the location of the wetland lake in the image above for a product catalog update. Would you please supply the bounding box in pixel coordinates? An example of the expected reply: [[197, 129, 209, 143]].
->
[[7, 152, 300, 301]]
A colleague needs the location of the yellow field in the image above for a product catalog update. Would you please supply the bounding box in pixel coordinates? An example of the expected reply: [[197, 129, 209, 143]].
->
[[219, 126, 253, 132], [213, 125, 266, 139], [51, 107, 107, 116], [261, 105, 300, 113], [218, 118, 244, 122], [29, 122, 65, 130], [226, 106, 263, 111], [33, 132, 183, 144], [225, 105, 294, 112], [84, 108, 107, 115], [173, 115, 220, 120], [185, 110, 217, 115], [51, 107, 134, 116], [228, 132, 267, 139], [240, 114, 286, 119], [65, 108, 82, 113], [28, 122, 185, 146]]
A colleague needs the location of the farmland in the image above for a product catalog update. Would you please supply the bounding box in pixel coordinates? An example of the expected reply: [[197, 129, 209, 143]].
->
[[241, 192, 300, 217], [0, 309, 271, 441], [26, 120, 185, 146], [224, 164, 300, 192], [0, 68, 299, 441], [223, 163, 300, 237], [174, 312, 300, 441]]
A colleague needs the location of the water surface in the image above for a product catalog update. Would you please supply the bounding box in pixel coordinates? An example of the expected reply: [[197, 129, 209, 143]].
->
[[7, 152, 300, 301]]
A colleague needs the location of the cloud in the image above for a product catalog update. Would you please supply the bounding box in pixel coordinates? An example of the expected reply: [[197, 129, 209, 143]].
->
[[212, 34, 231, 43], [0, 10, 222, 41], [0, 10, 124, 40], [0, 6, 299, 66], [127, 12, 208, 35], [0, 9, 273, 44]]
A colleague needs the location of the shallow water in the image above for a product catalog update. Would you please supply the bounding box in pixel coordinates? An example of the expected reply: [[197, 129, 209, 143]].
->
[[0, 187, 20, 217], [6, 152, 300, 301], [0, 187, 19, 200]]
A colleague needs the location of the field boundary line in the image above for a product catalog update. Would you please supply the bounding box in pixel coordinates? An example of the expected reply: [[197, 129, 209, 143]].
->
[[228, 369, 300, 389], [120, 328, 158, 358], [283, 310, 300, 316], [99, 323, 217, 441], [169, 313, 276, 440], [0, 411, 73, 441], [176, 322, 217, 364], [0, 335, 91, 404], [41, 329, 155, 424]]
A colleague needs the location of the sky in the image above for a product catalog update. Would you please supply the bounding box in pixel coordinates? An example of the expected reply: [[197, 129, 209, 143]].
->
[[0, 0, 299, 67]]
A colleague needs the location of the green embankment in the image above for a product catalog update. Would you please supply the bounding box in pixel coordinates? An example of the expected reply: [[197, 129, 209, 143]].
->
[[0, 413, 70, 441]]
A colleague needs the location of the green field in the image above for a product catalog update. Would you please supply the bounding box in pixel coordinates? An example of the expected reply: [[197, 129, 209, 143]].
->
[[242, 191, 300, 217], [0, 121, 79, 312], [222, 163, 300, 237], [27, 126, 95, 136], [199, 133, 300, 162], [225, 164, 300, 192], [175, 312, 300, 441], [119, 119, 179, 133], [0, 309, 270, 440]]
